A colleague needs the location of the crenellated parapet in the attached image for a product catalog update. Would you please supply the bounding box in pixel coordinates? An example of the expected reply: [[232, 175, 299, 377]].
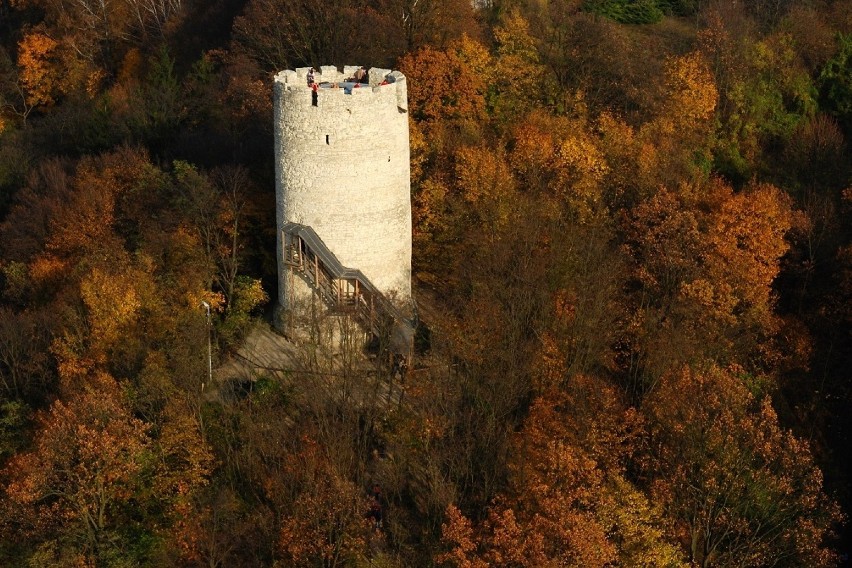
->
[[274, 67, 408, 112]]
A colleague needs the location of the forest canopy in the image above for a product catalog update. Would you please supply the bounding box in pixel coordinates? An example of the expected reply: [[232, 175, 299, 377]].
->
[[0, 0, 851, 566]]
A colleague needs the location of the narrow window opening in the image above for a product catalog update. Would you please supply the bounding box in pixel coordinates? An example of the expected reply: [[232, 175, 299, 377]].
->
[[326, 135, 330, 145]]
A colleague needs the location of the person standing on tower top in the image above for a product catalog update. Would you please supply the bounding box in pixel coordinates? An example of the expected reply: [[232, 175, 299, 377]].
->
[[307, 67, 316, 87], [354, 66, 367, 83]]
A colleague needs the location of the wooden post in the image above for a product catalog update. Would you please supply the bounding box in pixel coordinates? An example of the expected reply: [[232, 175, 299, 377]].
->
[[314, 254, 319, 287]]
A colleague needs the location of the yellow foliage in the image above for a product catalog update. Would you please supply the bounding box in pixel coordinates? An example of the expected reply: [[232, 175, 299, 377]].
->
[[554, 132, 609, 220], [454, 146, 514, 205], [189, 289, 226, 314], [494, 11, 540, 62], [451, 34, 494, 86], [491, 11, 550, 122], [413, 177, 450, 243], [155, 399, 214, 497], [232, 276, 268, 314], [81, 267, 143, 349], [623, 51, 718, 193], [663, 51, 718, 127], [454, 145, 516, 233], [597, 475, 689, 568]]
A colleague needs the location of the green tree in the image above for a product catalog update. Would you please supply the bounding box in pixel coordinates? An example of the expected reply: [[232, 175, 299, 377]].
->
[[818, 33, 852, 136]]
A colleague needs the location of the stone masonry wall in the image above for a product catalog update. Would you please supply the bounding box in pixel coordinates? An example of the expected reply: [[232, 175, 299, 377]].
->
[[274, 66, 412, 313]]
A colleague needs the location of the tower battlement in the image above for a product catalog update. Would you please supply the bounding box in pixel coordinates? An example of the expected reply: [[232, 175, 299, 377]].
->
[[275, 66, 408, 111], [274, 66, 412, 320]]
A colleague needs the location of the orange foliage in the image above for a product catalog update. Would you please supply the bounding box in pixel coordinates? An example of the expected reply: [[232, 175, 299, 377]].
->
[[507, 110, 607, 219], [704, 181, 793, 322], [276, 436, 371, 566], [508, 116, 557, 184], [625, 178, 794, 373], [644, 365, 842, 567], [531, 332, 568, 392], [3, 373, 150, 558], [438, 505, 489, 568], [17, 30, 60, 109], [440, 376, 662, 567], [398, 37, 489, 125], [28, 253, 69, 289], [47, 146, 153, 260]]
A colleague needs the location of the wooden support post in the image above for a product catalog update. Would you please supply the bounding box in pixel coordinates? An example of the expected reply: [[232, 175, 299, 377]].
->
[[314, 254, 319, 287]]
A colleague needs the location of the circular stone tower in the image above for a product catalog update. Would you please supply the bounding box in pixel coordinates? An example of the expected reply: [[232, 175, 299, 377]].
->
[[274, 65, 412, 318]]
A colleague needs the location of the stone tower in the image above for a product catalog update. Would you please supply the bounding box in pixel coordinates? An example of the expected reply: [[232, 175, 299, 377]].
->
[[273, 66, 412, 319]]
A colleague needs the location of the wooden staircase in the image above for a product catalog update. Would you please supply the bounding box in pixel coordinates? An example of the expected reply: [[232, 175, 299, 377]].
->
[[281, 222, 414, 359]]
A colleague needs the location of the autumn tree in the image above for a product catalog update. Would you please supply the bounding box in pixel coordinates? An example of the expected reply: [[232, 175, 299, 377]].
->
[[0, 308, 54, 402], [452, 144, 515, 236], [621, 179, 794, 389], [2, 372, 150, 564], [36, 0, 134, 73], [641, 51, 718, 190], [44, 145, 154, 262], [439, 377, 686, 567], [16, 29, 61, 114], [536, 221, 625, 379], [0, 157, 74, 267], [172, 160, 266, 346], [398, 36, 490, 129], [403, 35, 495, 271], [489, 11, 555, 124], [506, 108, 613, 222], [276, 435, 372, 567], [642, 364, 842, 567]]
